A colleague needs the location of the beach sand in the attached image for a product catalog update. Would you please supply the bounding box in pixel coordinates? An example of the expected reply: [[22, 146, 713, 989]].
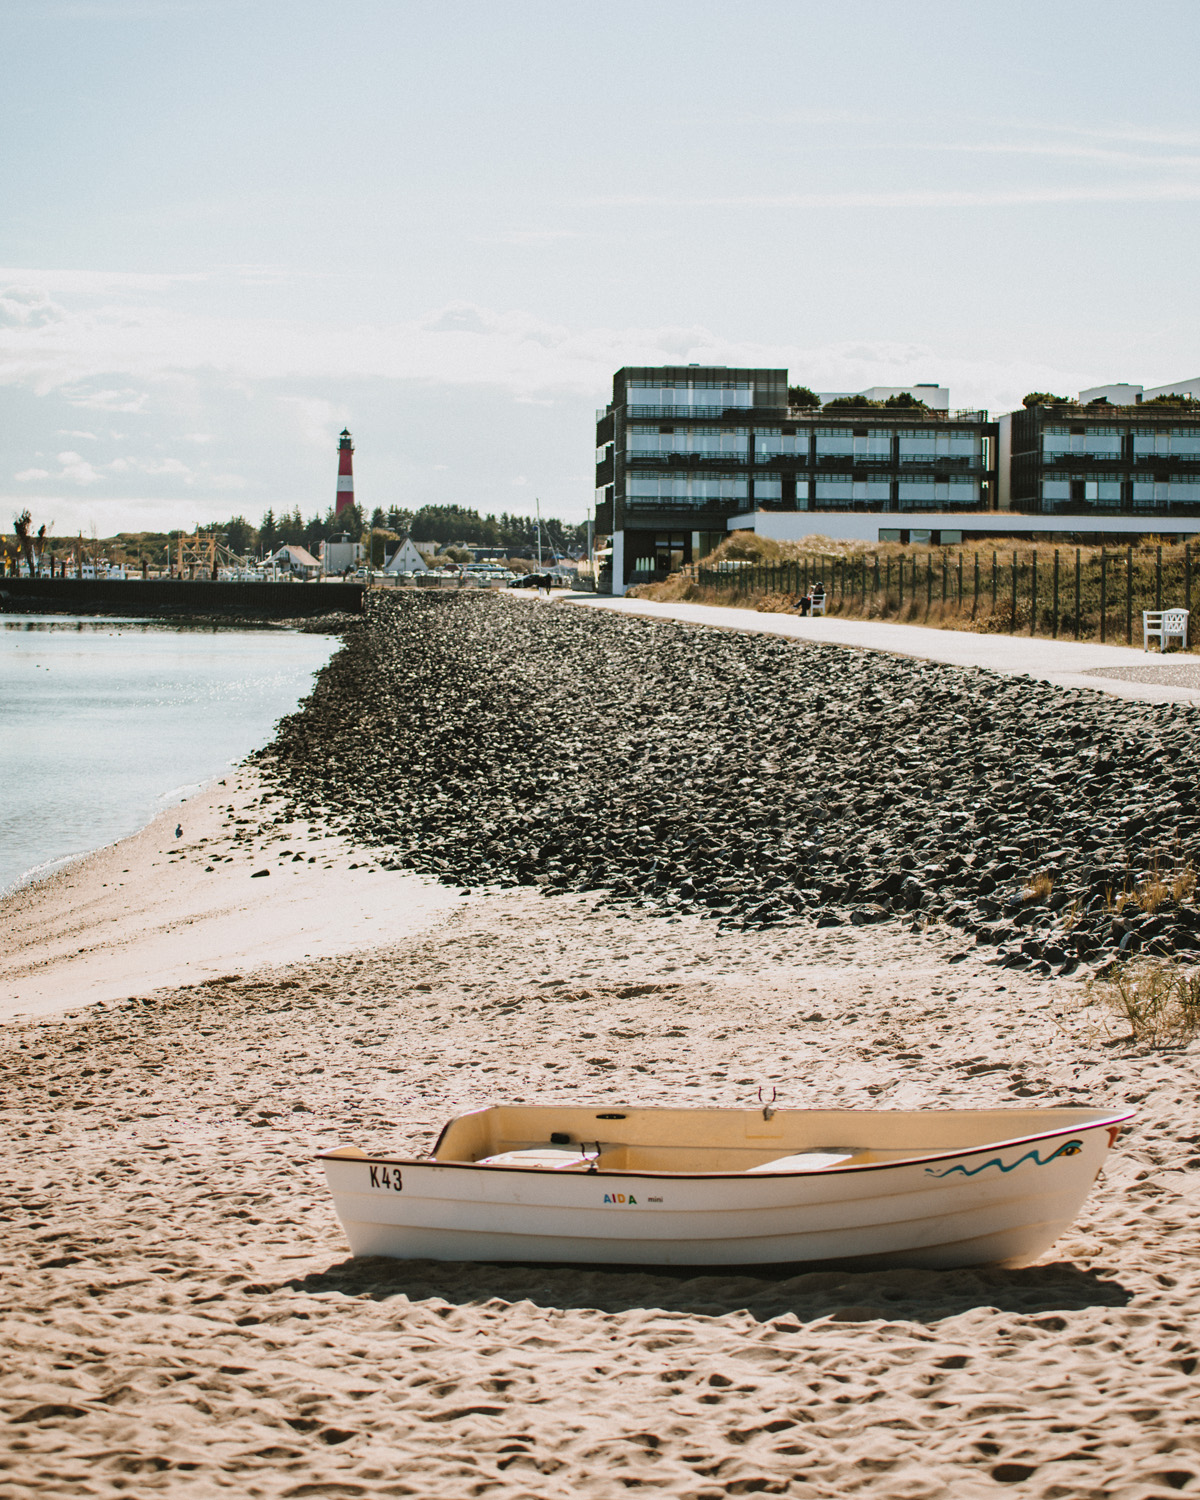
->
[[3, 865, 1199, 1498], [0, 768, 462, 1023]]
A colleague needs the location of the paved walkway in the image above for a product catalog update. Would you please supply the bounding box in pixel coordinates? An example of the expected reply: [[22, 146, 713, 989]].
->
[[564, 595, 1200, 707]]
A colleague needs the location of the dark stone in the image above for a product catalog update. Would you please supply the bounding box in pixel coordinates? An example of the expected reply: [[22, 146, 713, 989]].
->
[[249, 591, 1200, 974]]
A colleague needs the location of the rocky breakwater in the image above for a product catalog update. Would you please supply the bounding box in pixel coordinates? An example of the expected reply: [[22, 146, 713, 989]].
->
[[257, 592, 1200, 977]]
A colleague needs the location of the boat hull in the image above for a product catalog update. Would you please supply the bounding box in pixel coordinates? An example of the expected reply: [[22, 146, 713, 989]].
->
[[320, 1113, 1127, 1270]]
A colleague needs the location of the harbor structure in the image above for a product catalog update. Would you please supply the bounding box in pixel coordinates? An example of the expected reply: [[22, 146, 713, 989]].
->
[[336, 428, 356, 517]]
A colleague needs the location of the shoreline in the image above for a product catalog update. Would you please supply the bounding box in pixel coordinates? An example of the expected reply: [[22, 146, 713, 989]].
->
[[1, 608, 345, 916], [0, 763, 462, 1023]]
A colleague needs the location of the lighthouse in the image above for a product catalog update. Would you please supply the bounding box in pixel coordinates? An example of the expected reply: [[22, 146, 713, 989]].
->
[[335, 428, 355, 516]]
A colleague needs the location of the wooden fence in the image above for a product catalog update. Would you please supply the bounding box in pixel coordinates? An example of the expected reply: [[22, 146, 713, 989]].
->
[[690, 544, 1196, 643]]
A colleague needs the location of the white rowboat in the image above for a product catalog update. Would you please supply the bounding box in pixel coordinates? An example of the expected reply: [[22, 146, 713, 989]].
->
[[318, 1102, 1134, 1270]]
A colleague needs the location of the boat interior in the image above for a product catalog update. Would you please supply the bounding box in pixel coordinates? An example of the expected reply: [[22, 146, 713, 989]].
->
[[406, 1103, 1125, 1175]]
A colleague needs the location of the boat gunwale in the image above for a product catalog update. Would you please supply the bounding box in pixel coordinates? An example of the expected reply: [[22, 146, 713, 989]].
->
[[317, 1106, 1136, 1181]]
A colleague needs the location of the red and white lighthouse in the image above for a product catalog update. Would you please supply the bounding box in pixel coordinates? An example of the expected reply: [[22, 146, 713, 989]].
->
[[335, 427, 355, 516]]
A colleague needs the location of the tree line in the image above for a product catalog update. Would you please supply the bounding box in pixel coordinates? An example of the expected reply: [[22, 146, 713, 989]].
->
[[252, 502, 587, 558], [4, 502, 589, 573]]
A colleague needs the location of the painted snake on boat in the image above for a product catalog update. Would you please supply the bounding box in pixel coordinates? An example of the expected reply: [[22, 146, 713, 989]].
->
[[924, 1139, 1083, 1179]]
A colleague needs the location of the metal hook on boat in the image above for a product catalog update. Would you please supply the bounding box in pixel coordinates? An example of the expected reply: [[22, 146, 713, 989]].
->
[[584, 1140, 601, 1173], [758, 1085, 778, 1121]]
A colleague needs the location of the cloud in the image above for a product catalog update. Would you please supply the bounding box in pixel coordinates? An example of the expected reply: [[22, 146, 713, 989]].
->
[[421, 304, 495, 336], [15, 468, 50, 481], [580, 183, 1200, 210], [61, 386, 150, 413], [277, 395, 349, 448], [911, 140, 1200, 170], [0, 288, 66, 329], [56, 452, 100, 485], [0, 271, 1140, 422]]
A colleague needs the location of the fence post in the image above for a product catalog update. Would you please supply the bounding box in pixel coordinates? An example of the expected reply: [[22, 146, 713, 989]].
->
[[1010, 550, 1017, 632], [973, 552, 979, 618], [1156, 545, 1162, 613], [1100, 548, 1107, 642], [1188, 544, 1193, 619], [1052, 550, 1059, 638], [1075, 548, 1081, 639], [992, 550, 998, 612], [898, 552, 904, 608], [942, 552, 948, 605], [1126, 547, 1133, 645], [1030, 551, 1037, 635], [957, 551, 963, 609], [926, 551, 933, 609]]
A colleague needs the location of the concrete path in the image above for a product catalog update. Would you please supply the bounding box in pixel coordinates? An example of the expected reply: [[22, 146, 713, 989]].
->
[[564, 594, 1200, 707]]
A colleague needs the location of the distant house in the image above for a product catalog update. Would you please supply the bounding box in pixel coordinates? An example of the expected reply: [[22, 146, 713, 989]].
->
[[267, 544, 321, 579], [319, 533, 364, 575], [383, 538, 429, 574]]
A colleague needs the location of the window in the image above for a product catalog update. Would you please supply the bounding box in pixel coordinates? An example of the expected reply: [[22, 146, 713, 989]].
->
[[895, 477, 978, 511], [900, 432, 979, 464], [627, 427, 748, 457], [1133, 478, 1200, 509], [1133, 429, 1200, 459], [626, 472, 749, 506], [752, 428, 807, 460], [815, 477, 892, 507], [1041, 476, 1121, 510], [815, 428, 890, 462], [1043, 428, 1121, 460]]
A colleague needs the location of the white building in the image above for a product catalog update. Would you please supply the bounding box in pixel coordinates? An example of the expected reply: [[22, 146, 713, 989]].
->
[[320, 534, 364, 575], [383, 538, 429, 574]]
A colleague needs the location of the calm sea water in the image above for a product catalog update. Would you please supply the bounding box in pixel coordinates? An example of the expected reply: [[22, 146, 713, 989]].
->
[[1, 615, 337, 895]]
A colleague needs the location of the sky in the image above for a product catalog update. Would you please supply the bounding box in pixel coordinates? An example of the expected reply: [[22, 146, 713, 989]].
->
[[3, 0, 1200, 538]]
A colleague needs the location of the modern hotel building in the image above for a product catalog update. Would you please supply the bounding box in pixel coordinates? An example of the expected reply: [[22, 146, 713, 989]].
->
[[594, 365, 1200, 594]]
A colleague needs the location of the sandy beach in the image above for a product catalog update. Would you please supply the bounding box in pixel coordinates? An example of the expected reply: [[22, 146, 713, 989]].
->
[[0, 766, 462, 1023], [3, 593, 1199, 1499]]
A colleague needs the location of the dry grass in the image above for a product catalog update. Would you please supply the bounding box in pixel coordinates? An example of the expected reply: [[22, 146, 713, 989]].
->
[[1109, 864, 1198, 916], [1088, 957, 1200, 1046], [1024, 872, 1054, 901], [662, 536, 1200, 649]]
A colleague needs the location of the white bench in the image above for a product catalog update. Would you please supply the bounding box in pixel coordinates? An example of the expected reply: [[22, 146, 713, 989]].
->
[[1143, 608, 1190, 652]]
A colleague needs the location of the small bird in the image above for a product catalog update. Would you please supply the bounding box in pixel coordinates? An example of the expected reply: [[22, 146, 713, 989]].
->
[[175, 824, 183, 839]]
